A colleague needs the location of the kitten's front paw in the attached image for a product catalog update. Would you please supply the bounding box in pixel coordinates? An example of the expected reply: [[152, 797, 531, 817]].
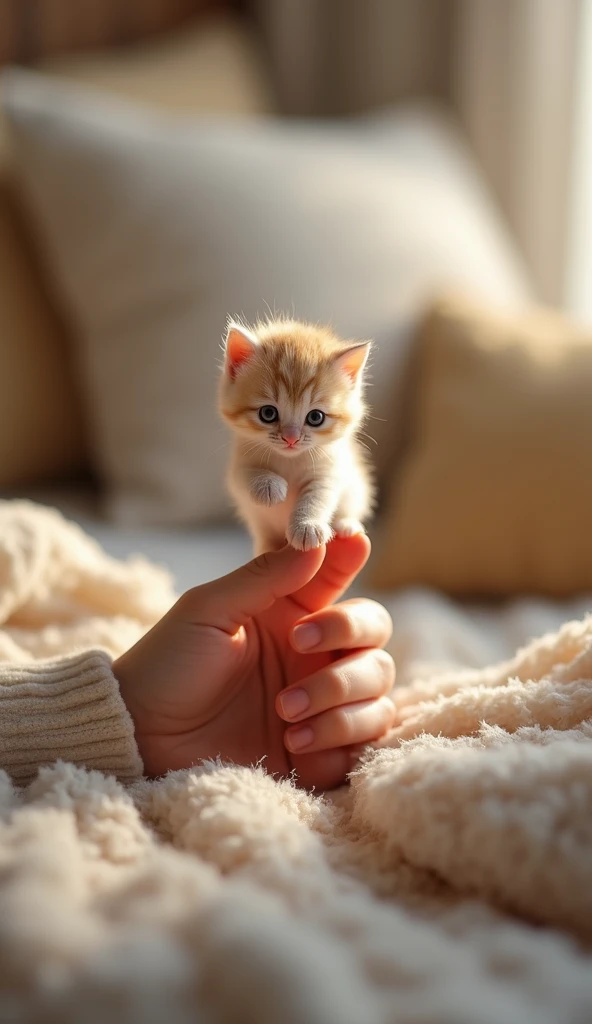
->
[[332, 517, 366, 538], [250, 473, 288, 507], [288, 520, 333, 551]]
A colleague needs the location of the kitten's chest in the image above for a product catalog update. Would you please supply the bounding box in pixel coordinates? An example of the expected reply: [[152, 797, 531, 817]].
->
[[268, 454, 310, 511], [269, 450, 344, 517]]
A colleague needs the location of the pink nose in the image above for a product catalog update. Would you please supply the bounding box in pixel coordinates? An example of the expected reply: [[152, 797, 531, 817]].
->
[[282, 433, 300, 447]]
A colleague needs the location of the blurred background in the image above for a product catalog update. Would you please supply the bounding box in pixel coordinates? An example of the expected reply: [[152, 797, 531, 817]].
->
[[1, 0, 592, 675], [1, 0, 588, 306]]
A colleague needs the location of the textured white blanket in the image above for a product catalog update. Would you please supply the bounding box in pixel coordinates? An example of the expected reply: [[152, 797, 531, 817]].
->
[[1, 501, 592, 1023]]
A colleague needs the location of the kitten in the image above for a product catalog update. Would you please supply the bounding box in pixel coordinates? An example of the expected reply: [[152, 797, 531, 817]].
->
[[218, 317, 374, 554]]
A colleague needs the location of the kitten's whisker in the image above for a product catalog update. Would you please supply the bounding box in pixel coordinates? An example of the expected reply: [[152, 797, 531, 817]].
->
[[317, 446, 334, 464], [242, 442, 270, 464], [359, 430, 378, 446], [207, 440, 231, 459]]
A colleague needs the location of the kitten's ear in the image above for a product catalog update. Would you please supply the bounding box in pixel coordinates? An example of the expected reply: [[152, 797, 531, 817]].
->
[[224, 322, 259, 380], [333, 341, 371, 383]]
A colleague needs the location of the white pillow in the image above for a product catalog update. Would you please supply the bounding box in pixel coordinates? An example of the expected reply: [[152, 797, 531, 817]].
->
[[4, 71, 533, 525]]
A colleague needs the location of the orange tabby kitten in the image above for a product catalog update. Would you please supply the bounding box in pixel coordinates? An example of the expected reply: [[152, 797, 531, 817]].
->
[[218, 317, 374, 554]]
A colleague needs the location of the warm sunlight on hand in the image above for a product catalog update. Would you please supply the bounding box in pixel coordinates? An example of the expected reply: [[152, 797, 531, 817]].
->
[[114, 535, 395, 791]]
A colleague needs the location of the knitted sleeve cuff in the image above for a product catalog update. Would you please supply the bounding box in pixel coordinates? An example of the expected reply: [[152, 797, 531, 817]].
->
[[0, 649, 143, 785]]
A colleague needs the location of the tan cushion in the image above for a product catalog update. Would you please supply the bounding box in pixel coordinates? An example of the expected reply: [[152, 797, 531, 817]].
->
[[4, 71, 531, 525], [371, 294, 592, 597], [38, 13, 276, 116], [0, 1, 225, 63], [0, 13, 276, 487], [0, 136, 85, 486]]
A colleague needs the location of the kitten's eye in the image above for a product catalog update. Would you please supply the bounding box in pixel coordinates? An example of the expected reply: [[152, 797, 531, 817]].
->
[[306, 409, 325, 427], [258, 405, 279, 424]]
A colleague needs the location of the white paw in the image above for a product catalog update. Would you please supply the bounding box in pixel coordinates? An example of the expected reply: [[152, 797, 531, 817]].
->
[[251, 473, 288, 507], [332, 517, 365, 538], [288, 520, 334, 551]]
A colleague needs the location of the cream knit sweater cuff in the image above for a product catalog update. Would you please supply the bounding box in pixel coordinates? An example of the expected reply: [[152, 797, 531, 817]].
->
[[0, 650, 143, 785]]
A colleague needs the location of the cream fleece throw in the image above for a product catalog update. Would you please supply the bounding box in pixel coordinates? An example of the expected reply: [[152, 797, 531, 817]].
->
[[0, 500, 591, 1023]]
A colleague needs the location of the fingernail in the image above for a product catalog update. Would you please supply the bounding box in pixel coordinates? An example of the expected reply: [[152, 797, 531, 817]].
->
[[280, 688, 310, 719], [292, 623, 322, 651], [287, 725, 314, 751]]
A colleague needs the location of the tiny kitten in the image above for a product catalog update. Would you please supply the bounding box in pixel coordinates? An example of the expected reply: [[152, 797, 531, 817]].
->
[[218, 317, 374, 554]]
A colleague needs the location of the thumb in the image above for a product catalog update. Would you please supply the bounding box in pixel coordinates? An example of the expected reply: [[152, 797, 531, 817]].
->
[[179, 545, 325, 634]]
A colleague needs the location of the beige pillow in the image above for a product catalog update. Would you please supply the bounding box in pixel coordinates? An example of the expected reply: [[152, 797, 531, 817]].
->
[[4, 71, 531, 524], [0, 12, 275, 489], [371, 294, 592, 597]]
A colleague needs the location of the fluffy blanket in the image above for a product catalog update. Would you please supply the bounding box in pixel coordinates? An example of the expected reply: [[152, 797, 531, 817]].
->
[[1, 501, 592, 1023]]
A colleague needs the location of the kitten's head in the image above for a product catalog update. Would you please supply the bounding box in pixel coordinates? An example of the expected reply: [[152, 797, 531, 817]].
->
[[218, 318, 371, 457]]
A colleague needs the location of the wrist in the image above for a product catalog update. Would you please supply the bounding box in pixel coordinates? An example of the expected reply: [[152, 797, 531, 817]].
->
[[112, 645, 178, 779], [112, 649, 146, 757], [3, 650, 143, 785]]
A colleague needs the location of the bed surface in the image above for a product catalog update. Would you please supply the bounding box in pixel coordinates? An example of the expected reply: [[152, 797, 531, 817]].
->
[[3, 492, 592, 1023], [7, 485, 591, 683]]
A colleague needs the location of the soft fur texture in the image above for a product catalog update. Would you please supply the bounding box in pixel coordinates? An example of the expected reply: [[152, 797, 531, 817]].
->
[[219, 319, 374, 553], [1, 501, 592, 1022]]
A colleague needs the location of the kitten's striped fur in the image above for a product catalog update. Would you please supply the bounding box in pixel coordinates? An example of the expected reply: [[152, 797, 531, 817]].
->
[[218, 317, 374, 554]]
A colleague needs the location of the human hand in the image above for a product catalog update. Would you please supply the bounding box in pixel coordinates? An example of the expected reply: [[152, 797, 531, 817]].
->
[[113, 535, 395, 790]]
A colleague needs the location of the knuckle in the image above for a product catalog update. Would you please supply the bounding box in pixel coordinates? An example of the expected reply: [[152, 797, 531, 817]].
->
[[372, 648, 396, 692], [175, 585, 203, 616], [365, 600, 393, 641], [334, 706, 357, 745], [379, 695, 397, 726], [247, 552, 273, 578], [329, 665, 353, 705], [344, 600, 392, 646], [376, 604, 394, 641], [334, 608, 357, 645]]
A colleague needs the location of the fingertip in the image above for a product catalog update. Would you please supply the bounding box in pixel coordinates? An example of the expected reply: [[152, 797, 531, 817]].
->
[[276, 685, 310, 721], [291, 621, 323, 652], [327, 531, 371, 573], [291, 532, 370, 612], [274, 542, 326, 567]]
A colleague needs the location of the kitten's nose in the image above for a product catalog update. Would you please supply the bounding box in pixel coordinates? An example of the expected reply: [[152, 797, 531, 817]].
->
[[282, 430, 300, 447]]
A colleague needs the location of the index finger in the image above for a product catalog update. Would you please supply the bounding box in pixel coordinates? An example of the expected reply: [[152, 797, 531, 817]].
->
[[291, 598, 392, 653], [290, 534, 371, 614], [178, 544, 324, 634]]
